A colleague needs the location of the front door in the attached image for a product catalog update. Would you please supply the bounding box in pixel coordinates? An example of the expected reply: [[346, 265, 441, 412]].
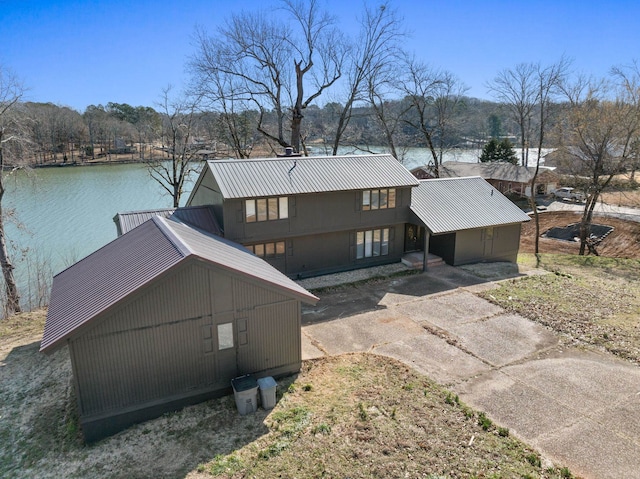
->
[[214, 313, 238, 386], [404, 224, 424, 252]]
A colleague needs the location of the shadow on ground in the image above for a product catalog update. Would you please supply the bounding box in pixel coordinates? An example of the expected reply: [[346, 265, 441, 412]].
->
[[302, 262, 528, 325]]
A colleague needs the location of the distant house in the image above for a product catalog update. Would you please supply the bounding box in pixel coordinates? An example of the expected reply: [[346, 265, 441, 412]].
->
[[41, 216, 318, 442], [410, 177, 531, 266], [412, 161, 559, 197]]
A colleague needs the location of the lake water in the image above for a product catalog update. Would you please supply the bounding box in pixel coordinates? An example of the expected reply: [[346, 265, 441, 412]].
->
[[5, 147, 551, 310]]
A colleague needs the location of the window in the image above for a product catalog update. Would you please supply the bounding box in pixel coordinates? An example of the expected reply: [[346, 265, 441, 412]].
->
[[246, 200, 256, 223], [245, 197, 289, 222], [248, 241, 286, 259], [362, 188, 396, 210], [257, 198, 267, 221], [356, 228, 390, 259], [218, 323, 234, 350]]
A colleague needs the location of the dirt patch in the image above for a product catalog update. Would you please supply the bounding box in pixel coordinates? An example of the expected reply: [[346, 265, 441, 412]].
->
[[520, 211, 640, 258]]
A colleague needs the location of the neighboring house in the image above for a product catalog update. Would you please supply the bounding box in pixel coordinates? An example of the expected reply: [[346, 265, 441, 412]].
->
[[41, 216, 318, 442], [412, 161, 558, 197], [409, 177, 531, 266], [186, 154, 420, 278]]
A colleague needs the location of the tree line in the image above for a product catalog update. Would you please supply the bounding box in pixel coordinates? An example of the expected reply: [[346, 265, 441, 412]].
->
[[1, 0, 640, 317]]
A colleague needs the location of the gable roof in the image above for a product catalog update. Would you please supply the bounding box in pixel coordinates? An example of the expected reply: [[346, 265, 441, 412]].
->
[[41, 216, 318, 354], [410, 177, 531, 235], [195, 154, 419, 200], [113, 205, 223, 236], [440, 161, 533, 183]]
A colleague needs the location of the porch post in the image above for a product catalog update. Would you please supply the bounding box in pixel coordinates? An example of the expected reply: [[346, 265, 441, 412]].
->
[[423, 229, 430, 272]]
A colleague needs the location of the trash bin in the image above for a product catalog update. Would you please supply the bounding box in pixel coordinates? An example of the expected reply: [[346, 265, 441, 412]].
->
[[231, 375, 258, 415], [257, 376, 277, 410]]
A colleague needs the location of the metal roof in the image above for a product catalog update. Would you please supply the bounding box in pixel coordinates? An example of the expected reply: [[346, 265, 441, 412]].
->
[[113, 206, 222, 236], [205, 154, 419, 199], [41, 216, 318, 354], [440, 161, 533, 183], [410, 177, 531, 235], [113, 208, 175, 235]]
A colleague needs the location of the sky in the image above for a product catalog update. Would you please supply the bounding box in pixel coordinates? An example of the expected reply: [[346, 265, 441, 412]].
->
[[2, 0, 639, 112]]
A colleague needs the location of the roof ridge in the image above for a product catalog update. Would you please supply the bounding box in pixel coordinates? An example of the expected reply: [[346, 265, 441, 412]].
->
[[208, 153, 391, 164], [153, 216, 193, 258]]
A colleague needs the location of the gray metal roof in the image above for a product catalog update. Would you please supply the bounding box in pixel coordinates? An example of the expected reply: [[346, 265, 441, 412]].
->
[[41, 216, 318, 354], [114, 206, 222, 236], [410, 177, 531, 235], [205, 154, 419, 199], [440, 161, 533, 183]]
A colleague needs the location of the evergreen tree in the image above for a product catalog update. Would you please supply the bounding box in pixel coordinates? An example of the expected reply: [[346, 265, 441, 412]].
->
[[479, 138, 518, 164]]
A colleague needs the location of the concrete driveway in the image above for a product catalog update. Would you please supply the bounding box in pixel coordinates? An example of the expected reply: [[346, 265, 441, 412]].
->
[[300, 265, 640, 479]]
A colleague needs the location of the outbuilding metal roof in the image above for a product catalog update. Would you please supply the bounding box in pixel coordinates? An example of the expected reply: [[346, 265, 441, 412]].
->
[[113, 205, 223, 236], [410, 177, 531, 235], [205, 154, 419, 199], [41, 216, 318, 354]]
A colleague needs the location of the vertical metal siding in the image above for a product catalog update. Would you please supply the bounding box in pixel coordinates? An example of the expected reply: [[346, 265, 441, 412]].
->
[[237, 300, 301, 375], [232, 277, 289, 312], [71, 263, 216, 416]]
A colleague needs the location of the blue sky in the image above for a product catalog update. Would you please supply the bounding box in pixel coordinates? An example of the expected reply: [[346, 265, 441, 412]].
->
[[2, 0, 639, 112]]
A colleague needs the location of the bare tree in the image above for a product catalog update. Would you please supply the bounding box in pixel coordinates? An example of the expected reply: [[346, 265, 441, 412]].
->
[[528, 58, 570, 256], [558, 65, 640, 255], [190, 0, 344, 154], [191, 54, 257, 159], [329, 2, 405, 155], [487, 63, 538, 166], [147, 86, 202, 208], [0, 65, 26, 316], [366, 71, 410, 161], [400, 59, 467, 176]]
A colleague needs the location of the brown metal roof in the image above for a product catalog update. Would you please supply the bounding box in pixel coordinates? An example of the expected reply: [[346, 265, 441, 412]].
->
[[410, 177, 531, 235], [41, 216, 318, 354], [113, 205, 222, 236], [203, 154, 419, 199]]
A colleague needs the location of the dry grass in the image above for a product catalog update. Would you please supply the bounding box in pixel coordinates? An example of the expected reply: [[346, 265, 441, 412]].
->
[[520, 211, 640, 258], [1, 315, 575, 479], [483, 254, 640, 365], [189, 354, 570, 479], [600, 189, 640, 208]]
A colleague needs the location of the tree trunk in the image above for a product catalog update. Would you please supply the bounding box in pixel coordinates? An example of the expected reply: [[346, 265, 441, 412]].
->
[[290, 60, 305, 153], [0, 141, 21, 315]]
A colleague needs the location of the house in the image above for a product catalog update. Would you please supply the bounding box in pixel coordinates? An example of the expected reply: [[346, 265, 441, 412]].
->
[[409, 177, 531, 266], [41, 154, 532, 441], [40, 215, 318, 442], [412, 161, 559, 197], [186, 154, 420, 278]]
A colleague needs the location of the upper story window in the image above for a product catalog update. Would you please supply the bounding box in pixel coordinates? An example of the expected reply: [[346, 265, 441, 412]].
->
[[362, 188, 396, 210], [246, 197, 289, 223]]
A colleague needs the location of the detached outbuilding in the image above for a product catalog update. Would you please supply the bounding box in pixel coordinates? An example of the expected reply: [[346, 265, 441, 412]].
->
[[41, 216, 318, 442], [410, 177, 531, 266]]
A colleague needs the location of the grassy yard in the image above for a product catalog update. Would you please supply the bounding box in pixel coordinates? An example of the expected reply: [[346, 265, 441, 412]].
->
[[189, 354, 573, 479], [481, 254, 640, 364], [1, 311, 577, 479]]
